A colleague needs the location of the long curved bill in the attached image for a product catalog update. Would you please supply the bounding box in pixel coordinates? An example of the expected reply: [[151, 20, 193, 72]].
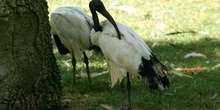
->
[[95, 5, 121, 39]]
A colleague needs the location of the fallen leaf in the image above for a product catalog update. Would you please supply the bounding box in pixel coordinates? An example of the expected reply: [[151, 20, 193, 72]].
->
[[62, 60, 71, 67], [152, 42, 159, 48], [212, 63, 220, 69], [198, 31, 209, 35], [100, 104, 115, 110], [91, 71, 108, 77], [170, 70, 193, 78], [155, 23, 166, 30], [212, 93, 218, 99], [78, 71, 108, 78], [62, 99, 72, 103], [109, 2, 139, 16], [184, 52, 207, 58], [175, 67, 207, 72]]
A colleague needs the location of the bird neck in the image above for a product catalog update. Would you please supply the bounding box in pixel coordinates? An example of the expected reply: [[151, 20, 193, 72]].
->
[[91, 10, 102, 32]]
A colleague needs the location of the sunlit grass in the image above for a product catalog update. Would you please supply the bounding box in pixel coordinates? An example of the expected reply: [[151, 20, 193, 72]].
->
[[47, 0, 220, 109]]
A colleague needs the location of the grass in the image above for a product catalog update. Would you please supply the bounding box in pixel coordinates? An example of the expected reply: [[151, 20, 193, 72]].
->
[[46, 0, 220, 109]]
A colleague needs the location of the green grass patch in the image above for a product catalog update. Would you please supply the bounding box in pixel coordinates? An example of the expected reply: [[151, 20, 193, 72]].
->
[[47, 0, 220, 109]]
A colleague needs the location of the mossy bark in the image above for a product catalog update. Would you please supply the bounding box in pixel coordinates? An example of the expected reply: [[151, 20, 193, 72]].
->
[[0, 0, 62, 109]]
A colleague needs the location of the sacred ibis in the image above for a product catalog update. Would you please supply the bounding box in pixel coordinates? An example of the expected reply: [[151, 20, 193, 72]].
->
[[89, 0, 169, 109], [50, 7, 95, 84]]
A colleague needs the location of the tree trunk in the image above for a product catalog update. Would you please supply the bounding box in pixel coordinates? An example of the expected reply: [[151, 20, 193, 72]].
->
[[0, 0, 62, 109]]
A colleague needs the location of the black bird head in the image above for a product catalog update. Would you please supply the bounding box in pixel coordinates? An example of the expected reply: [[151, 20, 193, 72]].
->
[[89, 0, 121, 39]]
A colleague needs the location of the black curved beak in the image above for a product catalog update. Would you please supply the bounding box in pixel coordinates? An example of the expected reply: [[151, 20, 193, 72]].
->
[[89, 0, 121, 39]]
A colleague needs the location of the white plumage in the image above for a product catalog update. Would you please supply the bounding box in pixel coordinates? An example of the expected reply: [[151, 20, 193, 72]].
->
[[89, 0, 169, 109], [90, 20, 166, 89], [50, 7, 93, 58], [50, 6, 94, 84]]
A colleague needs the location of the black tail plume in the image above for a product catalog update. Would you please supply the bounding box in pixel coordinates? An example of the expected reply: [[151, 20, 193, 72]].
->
[[138, 55, 169, 90], [53, 35, 70, 55]]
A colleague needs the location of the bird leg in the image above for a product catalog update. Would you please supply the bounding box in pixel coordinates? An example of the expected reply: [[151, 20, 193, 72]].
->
[[82, 51, 91, 85], [71, 55, 76, 84], [120, 79, 125, 110], [127, 73, 132, 110]]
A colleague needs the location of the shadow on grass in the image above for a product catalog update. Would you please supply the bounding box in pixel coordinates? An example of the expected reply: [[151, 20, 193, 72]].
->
[[53, 36, 220, 109], [149, 36, 220, 68]]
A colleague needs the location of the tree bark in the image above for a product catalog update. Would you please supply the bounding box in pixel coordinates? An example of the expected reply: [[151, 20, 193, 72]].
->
[[0, 0, 62, 109]]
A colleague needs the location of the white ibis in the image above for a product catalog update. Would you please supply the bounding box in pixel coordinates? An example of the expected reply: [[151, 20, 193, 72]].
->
[[89, 0, 169, 109], [50, 6, 96, 84]]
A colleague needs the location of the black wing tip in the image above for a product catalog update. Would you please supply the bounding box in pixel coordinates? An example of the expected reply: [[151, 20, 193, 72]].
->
[[140, 56, 170, 90], [148, 76, 170, 91], [161, 76, 170, 88], [53, 35, 70, 55]]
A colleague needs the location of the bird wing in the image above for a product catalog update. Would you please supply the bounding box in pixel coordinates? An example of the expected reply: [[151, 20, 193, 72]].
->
[[55, 6, 94, 28], [50, 7, 93, 59], [100, 20, 152, 59], [116, 22, 153, 60], [70, 7, 94, 28]]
